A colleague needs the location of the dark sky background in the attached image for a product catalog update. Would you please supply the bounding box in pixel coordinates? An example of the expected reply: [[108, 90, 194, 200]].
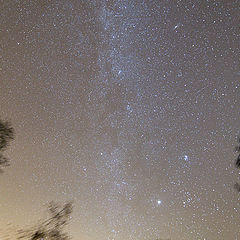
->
[[0, 0, 240, 239]]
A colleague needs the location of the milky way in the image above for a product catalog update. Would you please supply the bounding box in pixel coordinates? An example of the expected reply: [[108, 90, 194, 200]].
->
[[0, 1, 240, 240]]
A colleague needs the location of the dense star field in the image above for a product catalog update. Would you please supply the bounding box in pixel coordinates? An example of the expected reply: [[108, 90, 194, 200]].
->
[[0, 1, 240, 239]]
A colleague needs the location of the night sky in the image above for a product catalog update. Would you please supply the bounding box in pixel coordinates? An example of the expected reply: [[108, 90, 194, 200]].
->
[[0, 1, 240, 240]]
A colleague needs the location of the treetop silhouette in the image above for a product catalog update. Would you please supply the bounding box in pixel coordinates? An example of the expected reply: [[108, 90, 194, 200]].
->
[[0, 119, 14, 172]]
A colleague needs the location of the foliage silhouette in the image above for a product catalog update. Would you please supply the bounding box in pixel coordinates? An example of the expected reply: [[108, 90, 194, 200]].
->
[[0, 119, 14, 172], [234, 136, 240, 192], [18, 202, 73, 240], [235, 137, 240, 168]]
